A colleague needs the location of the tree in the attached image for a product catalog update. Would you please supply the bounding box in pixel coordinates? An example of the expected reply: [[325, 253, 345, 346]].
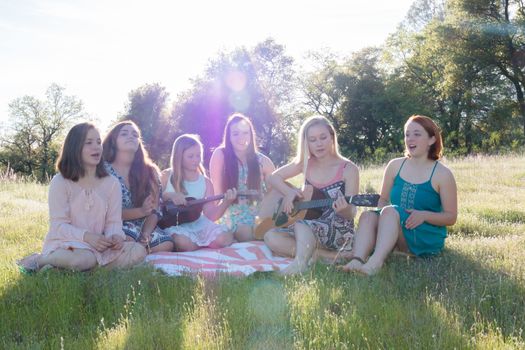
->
[[1, 84, 84, 181], [171, 38, 298, 166], [120, 83, 175, 167], [448, 0, 525, 137]]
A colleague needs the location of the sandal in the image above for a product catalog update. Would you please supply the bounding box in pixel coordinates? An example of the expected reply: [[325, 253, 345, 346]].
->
[[16, 253, 42, 274]]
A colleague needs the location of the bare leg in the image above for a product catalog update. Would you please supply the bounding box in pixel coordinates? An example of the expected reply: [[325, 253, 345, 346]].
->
[[149, 241, 174, 253], [279, 223, 316, 275], [172, 235, 200, 252], [341, 211, 379, 271], [106, 242, 147, 269], [357, 207, 402, 275], [264, 229, 349, 264], [264, 229, 296, 258], [39, 248, 98, 271], [234, 224, 255, 242], [208, 231, 234, 249]]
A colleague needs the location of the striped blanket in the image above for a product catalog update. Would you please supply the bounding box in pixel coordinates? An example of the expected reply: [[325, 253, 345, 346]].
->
[[145, 241, 292, 277]]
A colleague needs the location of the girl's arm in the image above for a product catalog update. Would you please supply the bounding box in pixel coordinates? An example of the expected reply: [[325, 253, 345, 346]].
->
[[104, 177, 126, 240], [202, 177, 235, 221], [267, 161, 303, 214], [140, 179, 162, 241], [160, 169, 186, 205], [47, 175, 90, 242], [267, 162, 302, 195], [333, 162, 359, 220], [259, 154, 276, 191], [209, 148, 225, 195], [404, 165, 458, 229], [378, 158, 402, 208], [122, 200, 154, 221]]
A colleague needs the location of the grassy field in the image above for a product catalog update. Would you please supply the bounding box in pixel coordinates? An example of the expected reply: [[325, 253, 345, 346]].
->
[[1, 155, 524, 349]]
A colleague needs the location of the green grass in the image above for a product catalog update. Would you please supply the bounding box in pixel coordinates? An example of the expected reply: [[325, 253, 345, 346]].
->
[[1, 155, 524, 349]]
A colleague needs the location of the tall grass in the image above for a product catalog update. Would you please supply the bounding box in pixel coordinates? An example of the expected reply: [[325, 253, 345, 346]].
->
[[1, 155, 524, 349]]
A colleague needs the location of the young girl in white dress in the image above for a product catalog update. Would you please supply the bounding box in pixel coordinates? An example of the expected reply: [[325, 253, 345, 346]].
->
[[160, 134, 236, 251]]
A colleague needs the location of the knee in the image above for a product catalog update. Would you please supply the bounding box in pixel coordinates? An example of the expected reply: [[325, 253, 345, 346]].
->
[[209, 233, 233, 248], [359, 210, 377, 222], [173, 236, 197, 252], [380, 206, 399, 219], [152, 241, 174, 253], [68, 254, 97, 271], [125, 242, 147, 266], [264, 230, 278, 247]]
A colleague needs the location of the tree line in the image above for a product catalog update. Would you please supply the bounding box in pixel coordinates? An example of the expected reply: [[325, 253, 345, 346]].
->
[[1, 0, 524, 182]]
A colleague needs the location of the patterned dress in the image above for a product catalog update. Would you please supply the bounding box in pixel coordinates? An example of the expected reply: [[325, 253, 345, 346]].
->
[[284, 162, 355, 251], [105, 162, 173, 248], [219, 153, 266, 231]]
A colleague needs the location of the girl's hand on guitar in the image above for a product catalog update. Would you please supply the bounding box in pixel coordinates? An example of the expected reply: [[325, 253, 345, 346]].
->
[[224, 188, 237, 204], [332, 192, 349, 214], [283, 187, 302, 214], [141, 194, 156, 216], [168, 192, 187, 206]]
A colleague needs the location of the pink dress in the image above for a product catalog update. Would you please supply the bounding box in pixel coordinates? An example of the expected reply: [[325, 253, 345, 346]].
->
[[42, 174, 126, 266]]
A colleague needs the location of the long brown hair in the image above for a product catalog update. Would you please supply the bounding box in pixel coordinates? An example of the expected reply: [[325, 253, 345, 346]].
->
[[170, 134, 205, 194], [404, 115, 443, 160], [56, 122, 107, 181], [102, 120, 160, 206], [220, 113, 261, 192]]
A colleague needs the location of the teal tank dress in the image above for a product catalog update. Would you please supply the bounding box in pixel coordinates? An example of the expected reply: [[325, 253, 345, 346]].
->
[[389, 158, 446, 256]]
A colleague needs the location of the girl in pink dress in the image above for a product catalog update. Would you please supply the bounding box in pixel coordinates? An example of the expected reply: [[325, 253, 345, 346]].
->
[[160, 134, 236, 251], [17, 123, 147, 272]]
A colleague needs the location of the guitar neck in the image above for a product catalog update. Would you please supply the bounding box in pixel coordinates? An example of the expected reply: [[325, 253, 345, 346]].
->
[[295, 197, 342, 210], [186, 190, 260, 207], [187, 194, 224, 207], [295, 195, 378, 210]]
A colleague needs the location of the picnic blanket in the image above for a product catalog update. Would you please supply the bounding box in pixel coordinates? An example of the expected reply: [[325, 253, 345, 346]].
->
[[145, 241, 292, 277]]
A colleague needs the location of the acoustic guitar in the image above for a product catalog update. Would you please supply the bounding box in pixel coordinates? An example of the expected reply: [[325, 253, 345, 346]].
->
[[254, 185, 379, 239], [157, 190, 259, 229]]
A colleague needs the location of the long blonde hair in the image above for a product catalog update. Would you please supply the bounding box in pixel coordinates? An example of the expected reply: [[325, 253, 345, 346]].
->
[[294, 115, 342, 175], [170, 134, 205, 194]]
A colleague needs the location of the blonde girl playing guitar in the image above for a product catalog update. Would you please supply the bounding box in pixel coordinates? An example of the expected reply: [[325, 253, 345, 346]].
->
[[264, 115, 359, 275]]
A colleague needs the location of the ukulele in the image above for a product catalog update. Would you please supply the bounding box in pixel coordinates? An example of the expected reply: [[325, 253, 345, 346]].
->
[[254, 184, 379, 239], [157, 190, 260, 229]]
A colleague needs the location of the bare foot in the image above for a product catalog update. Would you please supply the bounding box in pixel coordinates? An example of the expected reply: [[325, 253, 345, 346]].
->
[[16, 253, 42, 273], [356, 259, 383, 276], [279, 260, 309, 275], [339, 256, 365, 272]]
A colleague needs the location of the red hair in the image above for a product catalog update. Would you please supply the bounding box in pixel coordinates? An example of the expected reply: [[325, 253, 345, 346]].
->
[[405, 115, 443, 160]]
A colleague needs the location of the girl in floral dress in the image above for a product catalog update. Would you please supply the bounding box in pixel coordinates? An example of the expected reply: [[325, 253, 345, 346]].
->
[[209, 113, 275, 241]]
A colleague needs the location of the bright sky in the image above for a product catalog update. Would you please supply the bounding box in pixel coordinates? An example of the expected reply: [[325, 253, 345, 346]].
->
[[0, 0, 414, 130]]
